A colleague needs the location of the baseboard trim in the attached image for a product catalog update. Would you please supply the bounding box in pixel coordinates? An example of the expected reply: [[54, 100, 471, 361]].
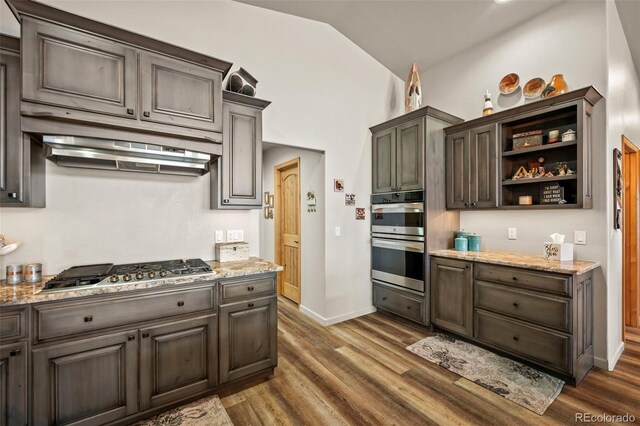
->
[[594, 341, 625, 370], [299, 305, 377, 326]]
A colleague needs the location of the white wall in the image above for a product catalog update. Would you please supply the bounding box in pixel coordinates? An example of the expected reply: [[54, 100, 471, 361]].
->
[[422, 0, 613, 364], [260, 144, 327, 319], [605, 0, 640, 367], [0, 0, 404, 322]]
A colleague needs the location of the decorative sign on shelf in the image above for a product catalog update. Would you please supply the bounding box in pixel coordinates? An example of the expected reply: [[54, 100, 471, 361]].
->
[[541, 183, 565, 204]]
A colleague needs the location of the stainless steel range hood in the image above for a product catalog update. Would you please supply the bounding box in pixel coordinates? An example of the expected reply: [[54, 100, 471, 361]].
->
[[43, 135, 214, 176]]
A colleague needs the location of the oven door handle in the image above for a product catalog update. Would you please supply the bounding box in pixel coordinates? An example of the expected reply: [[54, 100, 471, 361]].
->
[[372, 239, 424, 253], [371, 203, 424, 213]]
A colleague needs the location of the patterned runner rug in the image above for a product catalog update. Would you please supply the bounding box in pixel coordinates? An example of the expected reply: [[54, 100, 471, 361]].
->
[[134, 394, 233, 426], [407, 333, 564, 415]]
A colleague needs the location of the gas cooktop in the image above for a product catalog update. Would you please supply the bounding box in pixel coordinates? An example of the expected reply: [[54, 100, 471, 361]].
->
[[43, 259, 214, 291]]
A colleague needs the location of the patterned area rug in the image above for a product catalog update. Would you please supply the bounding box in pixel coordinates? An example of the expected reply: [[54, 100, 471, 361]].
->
[[406, 333, 564, 415], [134, 395, 234, 426]]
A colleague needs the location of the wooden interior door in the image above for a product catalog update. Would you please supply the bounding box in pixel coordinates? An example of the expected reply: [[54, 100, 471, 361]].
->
[[275, 158, 301, 304], [623, 135, 640, 332]]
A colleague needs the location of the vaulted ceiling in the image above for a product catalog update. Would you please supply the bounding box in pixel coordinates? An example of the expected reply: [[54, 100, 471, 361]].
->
[[615, 0, 640, 80]]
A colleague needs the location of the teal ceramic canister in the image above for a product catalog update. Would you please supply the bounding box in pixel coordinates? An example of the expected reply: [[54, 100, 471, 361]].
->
[[454, 237, 468, 251], [467, 235, 482, 251], [456, 231, 473, 239]]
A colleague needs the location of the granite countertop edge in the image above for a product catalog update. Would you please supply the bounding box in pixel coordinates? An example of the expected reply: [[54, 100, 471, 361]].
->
[[0, 258, 283, 307], [429, 249, 600, 275]]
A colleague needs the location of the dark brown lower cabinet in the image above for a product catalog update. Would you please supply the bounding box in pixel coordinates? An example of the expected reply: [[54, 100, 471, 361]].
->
[[139, 315, 218, 410], [0, 342, 27, 426], [430, 257, 473, 337], [219, 296, 277, 383], [32, 330, 139, 426]]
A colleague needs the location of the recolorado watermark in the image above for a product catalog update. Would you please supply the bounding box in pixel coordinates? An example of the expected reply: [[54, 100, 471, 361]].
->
[[575, 413, 636, 423]]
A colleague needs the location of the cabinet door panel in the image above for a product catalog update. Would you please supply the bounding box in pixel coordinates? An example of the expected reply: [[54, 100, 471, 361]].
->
[[445, 131, 469, 209], [220, 296, 277, 383], [140, 52, 222, 132], [21, 18, 137, 118], [372, 128, 396, 193], [469, 124, 498, 208], [430, 257, 473, 336], [220, 103, 262, 206], [0, 342, 27, 426], [396, 118, 424, 191], [32, 330, 138, 426], [139, 315, 217, 410]]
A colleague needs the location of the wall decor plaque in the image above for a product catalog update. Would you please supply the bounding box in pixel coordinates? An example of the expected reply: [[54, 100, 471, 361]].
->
[[541, 183, 565, 204], [355, 207, 365, 220], [345, 193, 355, 206]]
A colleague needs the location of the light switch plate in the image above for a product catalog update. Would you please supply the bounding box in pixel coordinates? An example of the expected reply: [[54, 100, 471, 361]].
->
[[575, 230, 587, 245], [508, 228, 517, 240], [215, 230, 224, 243]]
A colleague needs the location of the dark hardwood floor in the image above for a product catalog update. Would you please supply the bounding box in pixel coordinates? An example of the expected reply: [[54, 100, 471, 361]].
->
[[220, 298, 640, 425]]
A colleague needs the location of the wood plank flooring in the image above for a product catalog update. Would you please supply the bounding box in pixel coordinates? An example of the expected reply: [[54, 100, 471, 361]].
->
[[220, 299, 640, 425]]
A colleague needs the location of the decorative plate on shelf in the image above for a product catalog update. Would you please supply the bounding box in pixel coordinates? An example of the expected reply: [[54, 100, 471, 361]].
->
[[524, 78, 546, 98], [499, 73, 520, 95]]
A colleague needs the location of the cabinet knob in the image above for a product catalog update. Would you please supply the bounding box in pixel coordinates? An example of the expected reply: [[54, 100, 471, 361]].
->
[[471, 202, 477, 207], [406, 306, 411, 310], [142, 332, 150, 338], [223, 199, 229, 204], [9, 349, 21, 356], [248, 303, 254, 308], [512, 302, 519, 308], [382, 297, 387, 301], [127, 335, 135, 341], [513, 336, 519, 341], [84, 316, 93, 323], [7, 193, 17, 199], [247, 286, 254, 291], [126, 108, 134, 115], [464, 202, 469, 207], [177, 301, 184, 307], [512, 276, 518, 281], [143, 111, 150, 117]]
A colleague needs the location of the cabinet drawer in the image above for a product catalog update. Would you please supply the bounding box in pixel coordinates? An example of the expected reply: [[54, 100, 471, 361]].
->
[[220, 275, 276, 303], [475, 309, 571, 373], [475, 281, 571, 333], [0, 307, 28, 341], [35, 285, 215, 341], [373, 282, 424, 323], [475, 263, 571, 296]]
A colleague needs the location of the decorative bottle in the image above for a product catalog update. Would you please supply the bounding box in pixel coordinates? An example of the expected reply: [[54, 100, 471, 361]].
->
[[483, 90, 494, 116]]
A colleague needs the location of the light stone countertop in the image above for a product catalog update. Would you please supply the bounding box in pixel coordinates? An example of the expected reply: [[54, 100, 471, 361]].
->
[[0, 258, 282, 307], [429, 249, 600, 275]]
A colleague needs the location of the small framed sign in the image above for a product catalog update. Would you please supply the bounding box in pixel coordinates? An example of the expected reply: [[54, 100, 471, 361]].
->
[[541, 183, 564, 204]]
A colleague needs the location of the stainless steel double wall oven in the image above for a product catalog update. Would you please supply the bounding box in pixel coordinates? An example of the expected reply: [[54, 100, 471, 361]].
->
[[371, 191, 425, 293]]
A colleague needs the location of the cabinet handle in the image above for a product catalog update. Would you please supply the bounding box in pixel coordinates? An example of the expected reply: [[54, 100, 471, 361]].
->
[[513, 336, 519, 341], [464, 202, 469, 207], [248, 303, 254, 308], [247, 286, 254, 291], [512, 302, 519, 308], [142, 332, 150, 338], [177, 301, 184, 307], [223, 199, 229, 204], [512, 276, 518, 281], [127, 335, 135, 341], [382, 297, 387, 301], [126, 108, 134, 115], [84, 316, 93, 322], [7, 193, 17, 199], [471, 202, 477, 207], [406, 306, 411, 310], [9, 349, 21, 356], [143, 111, 150, 117]]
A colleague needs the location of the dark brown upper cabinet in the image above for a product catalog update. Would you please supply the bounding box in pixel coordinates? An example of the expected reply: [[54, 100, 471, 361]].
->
[[1, 34, 46, 208], [444, 86, 603, 210], [370, 107, 463, 194], [139, 52, 222, 132], [9, 0, 232, 150], [211, 92, 270, 209], [445, 124, 498, 209]]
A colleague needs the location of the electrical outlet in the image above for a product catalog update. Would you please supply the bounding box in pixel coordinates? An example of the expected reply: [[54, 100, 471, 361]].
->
[[237, 229, 244, 242], [215, 230, 224, 243], [335, 226, 341, 237], [508, 228, 517, 240], [575, 230, 587, 245], [226, 230, 244, 242]]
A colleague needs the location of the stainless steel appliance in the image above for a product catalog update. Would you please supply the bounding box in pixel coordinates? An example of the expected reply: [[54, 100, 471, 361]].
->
[[371, 191, 425, 292], [43, 258, 214, 291]]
